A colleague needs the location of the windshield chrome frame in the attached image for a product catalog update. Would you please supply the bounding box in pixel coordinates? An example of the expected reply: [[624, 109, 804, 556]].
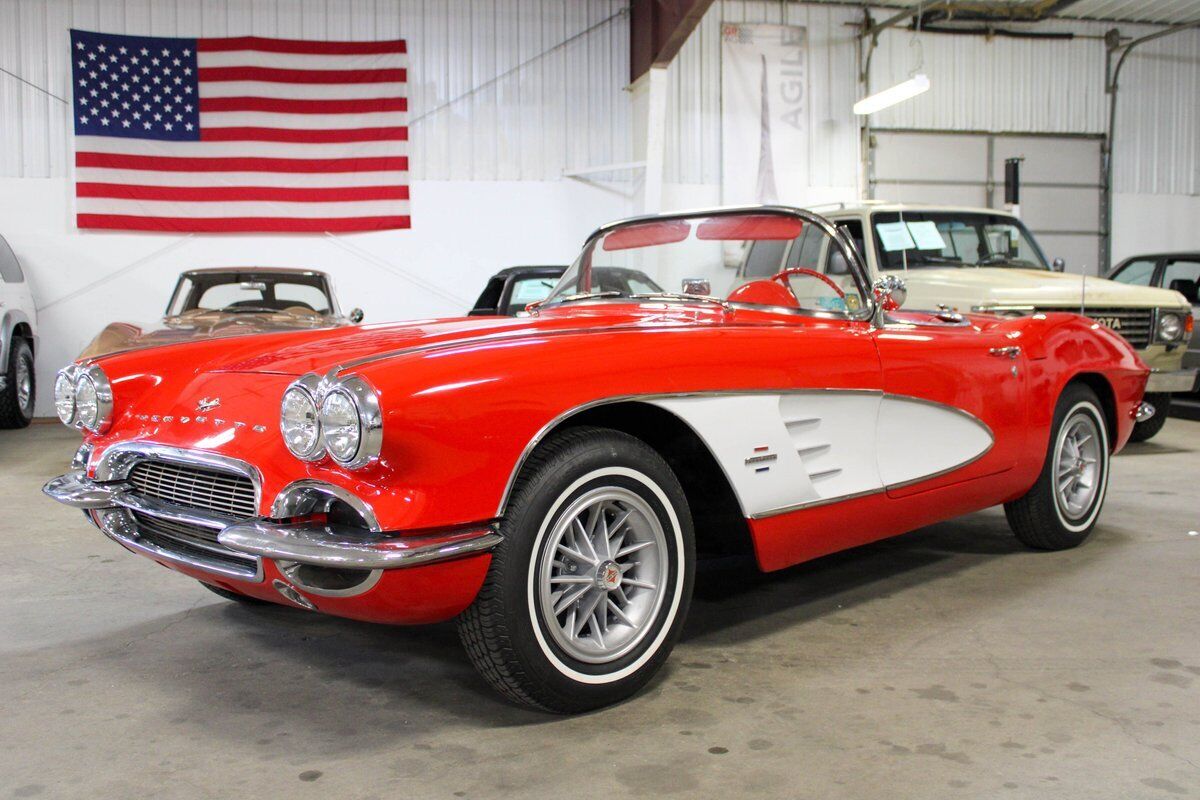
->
[[542, 205, 877, 323]]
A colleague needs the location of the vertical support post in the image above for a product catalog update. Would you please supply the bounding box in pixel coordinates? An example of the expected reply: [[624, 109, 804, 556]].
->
[[985, 135, 995, 209], [643, 65, 668, 214]]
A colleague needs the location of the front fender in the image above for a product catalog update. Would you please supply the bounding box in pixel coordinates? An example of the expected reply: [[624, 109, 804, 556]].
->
[[1020, 313, 1147, 455]]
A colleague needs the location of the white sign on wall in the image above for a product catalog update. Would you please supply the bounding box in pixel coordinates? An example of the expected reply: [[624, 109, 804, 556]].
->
[[720, 23, 810, 207]]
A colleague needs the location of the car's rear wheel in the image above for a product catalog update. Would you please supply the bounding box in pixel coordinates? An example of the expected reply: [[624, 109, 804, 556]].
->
[[457, 426, 695, 713], [0, 338, 34, 429], [1128, 392, 1169, 442], [1005, 383, 1110, 550]]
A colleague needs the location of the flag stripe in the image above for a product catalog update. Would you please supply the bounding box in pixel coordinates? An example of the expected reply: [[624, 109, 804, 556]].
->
[[199, 110, 408, 129], [199, 125, 407, 143], [76, 182, 410, 202], [77, 197, 408, 217], [199, 96, 408, 114], [198, 51, 408, 71], [199, 36, 407, 55], [197, 81, 406, 100], [75, 167, 411, 188], [76, 152, 409, 173], [77, 214, 411, 232], [77, 135, 406, 158], [198, 66, 407, 84]]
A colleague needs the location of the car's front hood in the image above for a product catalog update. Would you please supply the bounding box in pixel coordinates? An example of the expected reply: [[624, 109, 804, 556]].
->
[[91, 304, 730, 378], [883, 267, 1187, 308]]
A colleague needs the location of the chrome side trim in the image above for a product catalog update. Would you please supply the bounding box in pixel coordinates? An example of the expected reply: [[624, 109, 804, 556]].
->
[[43, 470, 129, 509], [218, 520, 502, 570], [749, 487, 886, 519], [91, 508, 263, 582], [93, 442, 263, 512], [270, 480, 383, 533]]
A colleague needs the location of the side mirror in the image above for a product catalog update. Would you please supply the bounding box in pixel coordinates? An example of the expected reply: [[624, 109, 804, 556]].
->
[[348, 308, 364, 324], [1052, 258, 1066, 272], [872, 275, 907, 312], [681, 278, 712, 296]]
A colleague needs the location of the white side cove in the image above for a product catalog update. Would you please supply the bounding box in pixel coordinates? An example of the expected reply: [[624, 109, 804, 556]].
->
[[649, 391, 993, 519]]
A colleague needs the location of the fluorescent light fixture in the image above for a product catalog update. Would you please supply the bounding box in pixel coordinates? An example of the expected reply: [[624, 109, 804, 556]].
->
[[853, 74, 930, 116]]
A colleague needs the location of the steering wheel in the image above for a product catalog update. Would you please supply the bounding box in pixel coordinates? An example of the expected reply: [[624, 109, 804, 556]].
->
[[771, 267, 846, 305]]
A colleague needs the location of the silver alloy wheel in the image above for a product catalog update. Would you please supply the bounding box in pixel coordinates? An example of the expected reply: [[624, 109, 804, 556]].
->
[[536, 486, 669, 665], [1054, 410, 1101, 521], [15, 353, 32, 415]]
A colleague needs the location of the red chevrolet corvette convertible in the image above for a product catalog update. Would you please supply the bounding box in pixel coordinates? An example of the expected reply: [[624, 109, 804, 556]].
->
[[46, 207, 1147, 712]]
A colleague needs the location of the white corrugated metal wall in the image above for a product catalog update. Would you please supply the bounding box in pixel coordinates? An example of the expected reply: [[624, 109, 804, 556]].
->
[[1112, 26, 1200, 196], [0, 0, 631, 181], [866, 18, 1200, 196], [867, 23, 1109, 134]]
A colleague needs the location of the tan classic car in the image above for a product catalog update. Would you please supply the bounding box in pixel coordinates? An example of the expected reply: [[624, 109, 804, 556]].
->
[[80, 268, 363, 360], [735, 202, 1196, 441]]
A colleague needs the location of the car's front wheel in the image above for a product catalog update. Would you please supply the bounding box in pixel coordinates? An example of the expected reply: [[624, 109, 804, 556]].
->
[[458, 426, 695, 713], [1005, 383, 1110, 550]]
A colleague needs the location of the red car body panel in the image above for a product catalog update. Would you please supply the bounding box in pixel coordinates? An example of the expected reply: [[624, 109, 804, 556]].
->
[[75, 301, 1147, 623]]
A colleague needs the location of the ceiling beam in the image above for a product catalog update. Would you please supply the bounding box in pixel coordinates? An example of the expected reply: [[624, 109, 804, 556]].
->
[[630, 0, 716, 81]]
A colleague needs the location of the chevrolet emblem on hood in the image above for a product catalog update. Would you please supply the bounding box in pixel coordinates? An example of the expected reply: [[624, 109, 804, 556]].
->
[[196, 397, 221, 413]]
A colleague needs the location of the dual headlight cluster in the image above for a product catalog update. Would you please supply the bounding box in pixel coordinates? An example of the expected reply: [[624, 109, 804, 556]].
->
[[280, 373, 382, 469], [1157, 310, 1191, 344], [54, 364, 113, 433]]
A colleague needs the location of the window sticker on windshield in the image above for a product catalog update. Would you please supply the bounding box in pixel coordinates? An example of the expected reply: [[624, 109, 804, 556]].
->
[[907, 221, 945, 251], [876, 222, 916, 252]]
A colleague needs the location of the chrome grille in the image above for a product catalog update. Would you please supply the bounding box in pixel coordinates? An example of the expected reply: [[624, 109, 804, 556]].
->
[[1037, 306, 1154, 349], [130, 511, 258, 574], [128, 460, 257, 518]]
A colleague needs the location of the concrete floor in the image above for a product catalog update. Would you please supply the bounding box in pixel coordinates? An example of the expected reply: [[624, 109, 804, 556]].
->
[[2, 422, 1198, 800]]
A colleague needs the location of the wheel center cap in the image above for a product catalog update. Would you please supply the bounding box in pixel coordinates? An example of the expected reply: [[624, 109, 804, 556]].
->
[[596, 560, 622, 590]]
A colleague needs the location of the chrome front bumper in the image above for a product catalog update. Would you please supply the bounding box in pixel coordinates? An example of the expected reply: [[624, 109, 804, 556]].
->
[[218, 520, 502, 570], [1145, 368, 1198, 394], [44, 469, 502, 573]]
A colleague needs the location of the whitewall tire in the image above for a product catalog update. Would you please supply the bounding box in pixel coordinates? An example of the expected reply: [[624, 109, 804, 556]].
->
[[458, 426, 695, 713], [1005, 383, 1110, 550]]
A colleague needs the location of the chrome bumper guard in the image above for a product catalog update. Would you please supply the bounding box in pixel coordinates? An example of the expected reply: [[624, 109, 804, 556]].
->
[[1145, 368, 1198, 394], [44, 470, 502, 573], [42, 471, 130, 509]]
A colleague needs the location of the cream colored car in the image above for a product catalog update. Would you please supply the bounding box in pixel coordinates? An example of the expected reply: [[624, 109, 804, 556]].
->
[[735, 202, 1196, 441]]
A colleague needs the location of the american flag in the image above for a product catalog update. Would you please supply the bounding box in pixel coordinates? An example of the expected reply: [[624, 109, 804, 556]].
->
[[70, 29, 409, 233]]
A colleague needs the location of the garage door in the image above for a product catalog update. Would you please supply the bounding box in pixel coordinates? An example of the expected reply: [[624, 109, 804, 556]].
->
[[869, 131, 1106, 275]]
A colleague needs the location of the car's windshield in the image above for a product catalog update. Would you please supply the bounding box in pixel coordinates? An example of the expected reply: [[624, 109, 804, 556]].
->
[[871, 211, 1048, 271], [167, 273, 335, 316], [543, 211, 867, 316]]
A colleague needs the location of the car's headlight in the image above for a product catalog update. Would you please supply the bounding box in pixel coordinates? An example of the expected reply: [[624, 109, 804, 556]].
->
[[281, 373, 382, 469], [320, 389, 361, 463], [280, 383, 322, 460], [1158, 311, 1184, 343], [54, 368, 78, 425], [71, 365, 113, 433]]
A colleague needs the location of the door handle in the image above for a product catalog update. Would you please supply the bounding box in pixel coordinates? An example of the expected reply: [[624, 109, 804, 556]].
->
[[989, 346, 1021, 359]]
